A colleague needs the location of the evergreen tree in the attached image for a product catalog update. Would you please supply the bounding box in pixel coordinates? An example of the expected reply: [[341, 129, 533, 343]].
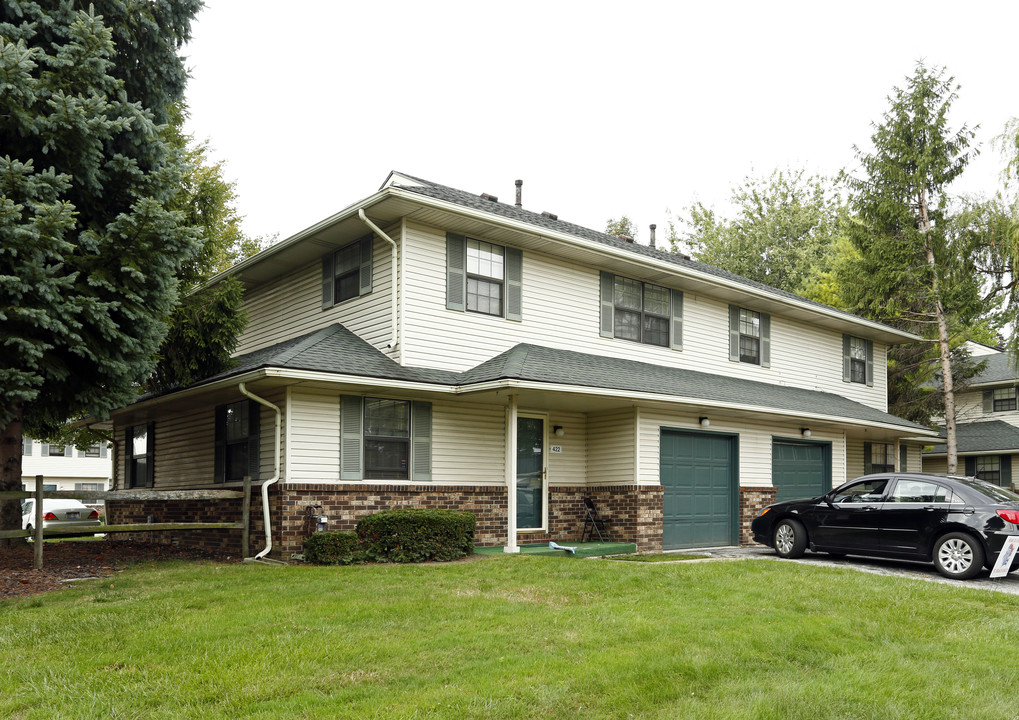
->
[[0, 2, 202, 543], [838, 63, 980, 472]]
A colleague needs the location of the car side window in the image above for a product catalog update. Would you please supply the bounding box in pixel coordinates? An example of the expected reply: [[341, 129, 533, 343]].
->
[[889, 479, 953, 503], [832, 478, 888, 503]]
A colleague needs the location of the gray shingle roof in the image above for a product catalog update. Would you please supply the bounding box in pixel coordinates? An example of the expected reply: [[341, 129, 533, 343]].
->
[[390, 172, 878, 327], [970, 352, 1019, 386], [200, 324, 927, 432], [924, 420, 1019, 455]]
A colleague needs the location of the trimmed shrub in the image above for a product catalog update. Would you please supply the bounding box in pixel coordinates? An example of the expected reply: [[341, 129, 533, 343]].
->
[[357, 509, 476, 563], [304, 530, 365, 565]]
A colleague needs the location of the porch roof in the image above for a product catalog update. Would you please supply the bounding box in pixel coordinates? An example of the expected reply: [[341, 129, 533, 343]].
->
[[188, 324, 930, 434]]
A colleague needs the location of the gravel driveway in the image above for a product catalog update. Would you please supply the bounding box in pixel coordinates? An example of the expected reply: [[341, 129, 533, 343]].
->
[[696, 545, 1019, 596]]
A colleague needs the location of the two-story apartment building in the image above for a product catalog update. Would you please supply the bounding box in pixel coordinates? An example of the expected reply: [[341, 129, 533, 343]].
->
[[923, 342, 1019, 488], [104, 172, 935, 558], [21, 438, 111, 495]]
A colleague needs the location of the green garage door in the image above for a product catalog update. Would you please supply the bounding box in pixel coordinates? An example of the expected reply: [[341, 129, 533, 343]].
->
[[772, 440, 829, 503], [661, 430, 737, 549]]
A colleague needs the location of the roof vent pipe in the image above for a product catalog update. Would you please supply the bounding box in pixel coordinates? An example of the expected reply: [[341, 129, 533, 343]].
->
[[515, 179, 522, 207], [649, 223, 657, 249]]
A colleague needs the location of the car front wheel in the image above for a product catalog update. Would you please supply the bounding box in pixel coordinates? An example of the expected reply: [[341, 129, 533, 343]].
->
[[932, 532, 985, 580], [773, 519, 807, 559]]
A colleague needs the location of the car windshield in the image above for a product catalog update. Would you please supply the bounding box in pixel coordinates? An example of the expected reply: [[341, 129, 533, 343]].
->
[[950, 476, 1019, 503]]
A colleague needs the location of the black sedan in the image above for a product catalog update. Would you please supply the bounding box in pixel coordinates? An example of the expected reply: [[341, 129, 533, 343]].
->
[[751, 473, 1019, 579]]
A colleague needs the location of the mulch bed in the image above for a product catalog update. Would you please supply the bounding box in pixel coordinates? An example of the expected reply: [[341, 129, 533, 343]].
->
[[1, 540, 239, 599]]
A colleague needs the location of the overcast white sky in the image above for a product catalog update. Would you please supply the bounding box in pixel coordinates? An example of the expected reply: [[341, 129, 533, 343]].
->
[[182, 1, 1019, 248]]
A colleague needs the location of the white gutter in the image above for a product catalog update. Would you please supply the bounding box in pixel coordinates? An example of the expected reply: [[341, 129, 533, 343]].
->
[[238, 382, 282, 562], [357, 208, 399, 352]]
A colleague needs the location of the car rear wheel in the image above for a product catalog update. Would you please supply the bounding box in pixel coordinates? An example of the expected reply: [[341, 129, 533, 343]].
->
[[774, 519, 807, 559], [932, 532, 984, 580]]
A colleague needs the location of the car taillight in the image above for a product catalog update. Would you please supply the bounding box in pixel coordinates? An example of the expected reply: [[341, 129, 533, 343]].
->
[[88, 510, 99, 519], [43, 512, 57, 521], [996, 509, 1019, 525]]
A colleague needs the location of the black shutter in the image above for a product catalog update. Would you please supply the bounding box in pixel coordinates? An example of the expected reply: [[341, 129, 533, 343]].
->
[[445, 233, 466, 311], [321, 252, 335, 309], [863, 442, 872, 474], [359, 235, 373, 296], [964, 456, 976, 476], [214, 405, 226, 483], [144, 422, 155, 488], [670, 290, 684, 351], [505, 247, 522, 321], [1000, 455, 1012, 488], [247, 400, 261, 481], [599, 272, 614, 338], [728, 305, 740, 361], [899, 444, 907, 472], [124, 427, 133, 488], [842, 335, 851, 383]]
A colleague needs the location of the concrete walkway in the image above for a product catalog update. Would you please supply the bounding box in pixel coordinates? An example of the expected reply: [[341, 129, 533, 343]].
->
[[689, 545, 1019, 596]]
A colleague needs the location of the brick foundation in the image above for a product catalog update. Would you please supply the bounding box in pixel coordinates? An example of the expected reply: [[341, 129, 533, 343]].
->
[[739, 486, 777, 545], [107, 483, 667, 559]]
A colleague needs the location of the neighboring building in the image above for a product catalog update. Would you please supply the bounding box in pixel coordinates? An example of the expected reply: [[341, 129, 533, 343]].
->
[[104, 172, 935, 557], [21, 437, 111, 494], [923, 342, 1018, 489]]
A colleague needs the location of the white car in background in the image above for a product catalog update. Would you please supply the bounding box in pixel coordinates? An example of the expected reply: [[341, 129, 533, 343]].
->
[[21, 499, 102, 534]]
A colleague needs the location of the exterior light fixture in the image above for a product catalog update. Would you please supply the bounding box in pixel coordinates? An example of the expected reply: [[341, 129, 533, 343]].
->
[[553, 425, 565, 437], [801, 428, 812, 438], [699, 417, 711, 428]]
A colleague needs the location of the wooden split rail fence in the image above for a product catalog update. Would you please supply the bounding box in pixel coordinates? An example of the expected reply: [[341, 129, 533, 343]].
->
[[0, 475, 252, 570]]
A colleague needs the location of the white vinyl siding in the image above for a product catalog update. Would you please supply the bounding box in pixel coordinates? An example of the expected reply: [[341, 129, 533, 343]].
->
[[587, 408, 637, 485], [546, 411, 587, 486], [400, 221, 889, 412], [922, 456, 949, 475], [955, 389, 1019, 426], [235, 234, 396, 357], [21, 438, 112, 490], [637, 409, 846, 491], [113, 393, 281, 490]]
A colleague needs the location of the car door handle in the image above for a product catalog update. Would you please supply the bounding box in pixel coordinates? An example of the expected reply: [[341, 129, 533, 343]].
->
[[860, 505, 877, 511], [923, 506, 937, 512]]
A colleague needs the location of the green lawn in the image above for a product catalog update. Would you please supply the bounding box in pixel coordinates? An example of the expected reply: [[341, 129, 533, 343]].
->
[[2, 555, 1018, 719]]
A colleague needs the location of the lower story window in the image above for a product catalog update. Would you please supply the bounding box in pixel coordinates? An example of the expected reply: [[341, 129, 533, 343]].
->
[[215, 400, 260, 483], [870, 443, 894, 473], [975, 455, 1001, 484], [364, 398, 410, 480]]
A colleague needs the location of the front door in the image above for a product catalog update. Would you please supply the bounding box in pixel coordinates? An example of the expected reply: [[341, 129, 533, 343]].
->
[[516, 416, 546, 531]]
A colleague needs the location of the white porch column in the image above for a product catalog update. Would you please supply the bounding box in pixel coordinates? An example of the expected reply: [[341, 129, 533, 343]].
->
[[504, 394, 519, 553]]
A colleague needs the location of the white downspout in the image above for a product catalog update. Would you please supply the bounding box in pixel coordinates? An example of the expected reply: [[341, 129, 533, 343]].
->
[[239, 382, 282, 563], [357, 208, 399, 352]]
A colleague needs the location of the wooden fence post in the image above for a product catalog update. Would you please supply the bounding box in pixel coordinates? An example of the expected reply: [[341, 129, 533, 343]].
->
[[241, 475, 251, 558], [34, 475, 44, 570]]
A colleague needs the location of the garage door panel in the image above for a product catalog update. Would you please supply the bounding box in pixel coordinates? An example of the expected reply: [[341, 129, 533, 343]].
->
[[772, 440, 828, 503], [661, 430, 736, 549]]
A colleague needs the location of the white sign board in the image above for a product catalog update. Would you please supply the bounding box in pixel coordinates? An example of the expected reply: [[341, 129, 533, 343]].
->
[[989, 535, 1019, 579]]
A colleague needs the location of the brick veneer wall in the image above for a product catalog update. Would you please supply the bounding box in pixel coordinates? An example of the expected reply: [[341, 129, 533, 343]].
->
[[107, 483, 667, 558], [739, 486, 777, 545]]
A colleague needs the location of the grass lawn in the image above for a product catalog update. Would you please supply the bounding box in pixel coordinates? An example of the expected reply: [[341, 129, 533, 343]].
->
[[3, 555, 1018, 719], [609, 553, 709, 562]]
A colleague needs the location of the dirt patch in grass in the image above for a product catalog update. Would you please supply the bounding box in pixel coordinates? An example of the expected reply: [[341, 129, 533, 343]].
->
[[0, 540, 238, 599]]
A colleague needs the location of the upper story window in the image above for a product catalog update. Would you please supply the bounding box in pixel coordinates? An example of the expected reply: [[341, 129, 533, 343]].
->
[[321, 236, 373, 309], [843, 335, 874, 386], [446, 233, 522, 321], [600, 272, 683, 350], [728, 305, 770, 366], [993, 388, 1017, 412], [612, 276, 670, 347], [83, 442, 107, 459], [466, 239, 504, 316], [42, 443, 71, 457]]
